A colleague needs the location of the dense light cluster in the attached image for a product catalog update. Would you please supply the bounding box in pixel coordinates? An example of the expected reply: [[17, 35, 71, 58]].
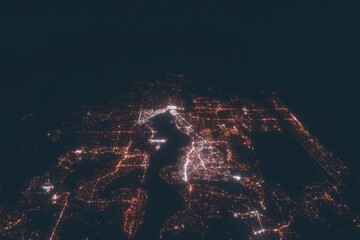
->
[[0, 78, 358, 239]]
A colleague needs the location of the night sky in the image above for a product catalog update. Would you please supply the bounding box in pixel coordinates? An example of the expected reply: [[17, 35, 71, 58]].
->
[[1, 1, 359, 175]]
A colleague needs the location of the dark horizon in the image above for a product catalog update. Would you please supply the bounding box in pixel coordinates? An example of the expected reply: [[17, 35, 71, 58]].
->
[[1, 2, 359, 175]]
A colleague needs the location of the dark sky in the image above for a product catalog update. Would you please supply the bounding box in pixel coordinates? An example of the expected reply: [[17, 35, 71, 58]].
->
[[0, 1, 359, 173]]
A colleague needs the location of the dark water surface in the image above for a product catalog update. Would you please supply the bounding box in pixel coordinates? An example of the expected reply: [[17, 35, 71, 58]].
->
[[135, 112, 190, 240]]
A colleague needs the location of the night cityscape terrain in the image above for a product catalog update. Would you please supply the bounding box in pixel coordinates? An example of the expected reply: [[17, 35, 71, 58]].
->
[[1, 78, 359, 239], [1, 1, 360, 240]]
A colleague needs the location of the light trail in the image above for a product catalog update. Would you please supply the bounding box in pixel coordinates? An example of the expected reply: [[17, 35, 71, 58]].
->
[[49, 193, 70, 240]]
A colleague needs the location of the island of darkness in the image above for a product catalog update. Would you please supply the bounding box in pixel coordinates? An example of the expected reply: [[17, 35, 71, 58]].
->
[[1, 75, 359, 240]]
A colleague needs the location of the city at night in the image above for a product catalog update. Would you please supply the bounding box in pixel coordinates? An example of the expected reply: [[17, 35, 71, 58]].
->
[[1, 1, 359, 240]]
